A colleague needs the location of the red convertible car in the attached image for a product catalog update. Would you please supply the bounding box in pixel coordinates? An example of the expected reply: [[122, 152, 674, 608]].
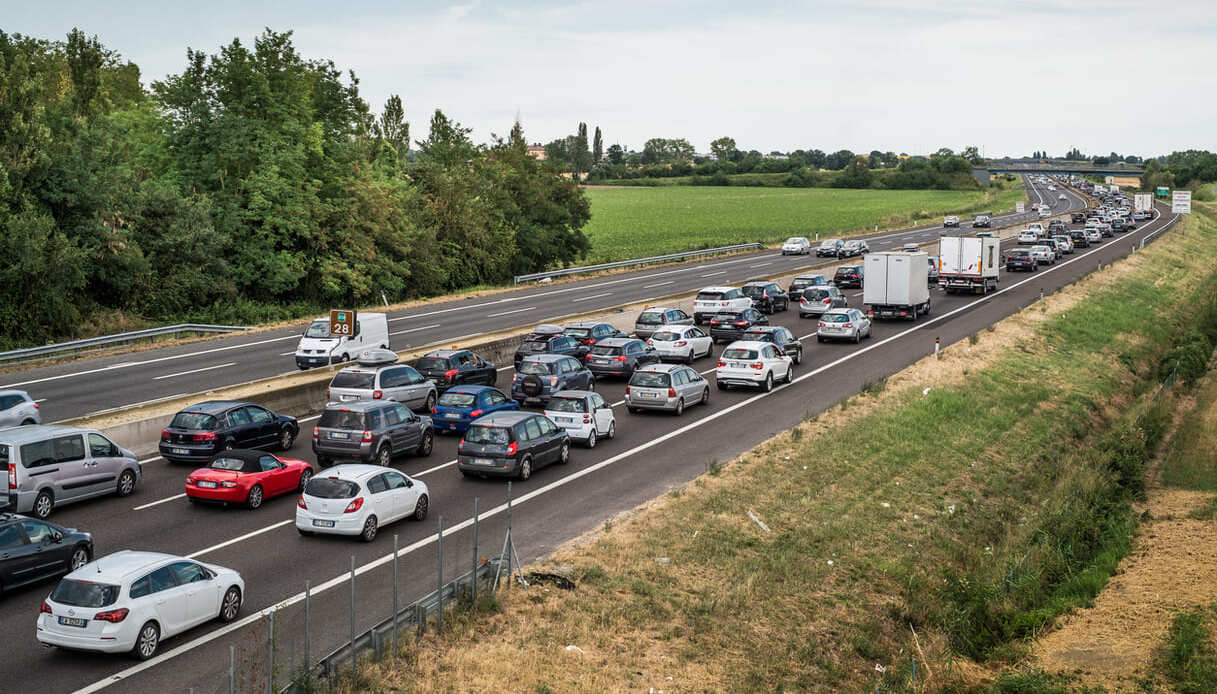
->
[[185, 450, 314, 509]]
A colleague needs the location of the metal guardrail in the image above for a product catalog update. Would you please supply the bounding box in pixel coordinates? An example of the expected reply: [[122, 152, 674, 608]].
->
[[513, 243, 764, 284], [1140, 212, 1179, 248], [0, 323, 250, 364]]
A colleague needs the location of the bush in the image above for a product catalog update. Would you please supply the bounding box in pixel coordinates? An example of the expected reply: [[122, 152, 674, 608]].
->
[[1158, 330, 1213, 384]]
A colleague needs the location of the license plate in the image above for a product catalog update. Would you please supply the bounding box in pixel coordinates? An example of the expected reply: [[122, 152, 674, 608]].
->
[[642, 391, 660, 399], [731, 361, 747, 368], [58, 617, 87, 628], [341, 395, 356, 402], [474, 458, 495, 466], [198, 481, 217, 489], [312, 519, 336, 528], [445, 413, 460, 419], [328, 432, 349, 439], [557, 416, 574, 423], [171, 448, 189, 455]]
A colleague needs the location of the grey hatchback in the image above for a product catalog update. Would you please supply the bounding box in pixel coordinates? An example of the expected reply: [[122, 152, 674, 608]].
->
[[457, 412, 570, 480], [312, 401, 434, 467], [584, 338, 660, 379], [326, 351, 438, 413], [511, 355, 595, 406], [798, 286, 848, 318], [0, 390, 40, 427], [624, 364, 710, 416]]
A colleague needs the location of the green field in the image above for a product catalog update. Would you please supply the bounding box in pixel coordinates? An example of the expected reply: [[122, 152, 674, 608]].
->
[[582, 185, 1025, 263]]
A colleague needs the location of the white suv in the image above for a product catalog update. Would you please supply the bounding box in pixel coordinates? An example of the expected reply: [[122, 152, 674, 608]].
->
[[693, 286, 751, 325], [715, 341, 794, 393]]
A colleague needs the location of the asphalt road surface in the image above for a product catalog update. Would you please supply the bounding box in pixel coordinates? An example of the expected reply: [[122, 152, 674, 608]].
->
[[1, 183, 1177, 693]]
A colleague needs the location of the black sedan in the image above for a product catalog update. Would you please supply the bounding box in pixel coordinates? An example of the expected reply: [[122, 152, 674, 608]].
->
[[160, 400, 300, 463], [1005, 249, 1038, 272], [0, 513, 93, 594], [833, 265, 864, 289], [741, 326, 804, 365], [563, 321, 627, 347], [415, 349, 496, 391], [708, 308, 768, 344]]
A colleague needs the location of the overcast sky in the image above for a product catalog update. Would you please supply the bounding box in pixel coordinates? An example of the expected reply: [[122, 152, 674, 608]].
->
[[6, 0, 1215, 157]]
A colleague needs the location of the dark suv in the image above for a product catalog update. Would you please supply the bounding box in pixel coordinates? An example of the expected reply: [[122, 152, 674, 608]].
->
[[563, 321, 626, 347], [511, 355, 595, 406], [160, 401, 299, 463], [1067, 229, 1090, 248], [415, 349, 496, 392], [584, 338, 660, 379], [741, 325, 803, 364], [742, 281, 789, 314], [787, 274, 830, 301], [708, 308, 768, 343], [833, 265, 864, 288], [1071, 212, 1086, 223], [513, 325, 588, 368], [0, 513, 93, 594], [1005, 248, 1037, 272], [312, 400, 434, 467], [457, 412, 570, 481]]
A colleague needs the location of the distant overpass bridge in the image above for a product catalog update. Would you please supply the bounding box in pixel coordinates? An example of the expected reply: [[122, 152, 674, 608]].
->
[[972, 162, 1143, 185]]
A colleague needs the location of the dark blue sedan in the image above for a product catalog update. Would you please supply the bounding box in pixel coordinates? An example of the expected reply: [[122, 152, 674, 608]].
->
[[431, 385, 519, 433]]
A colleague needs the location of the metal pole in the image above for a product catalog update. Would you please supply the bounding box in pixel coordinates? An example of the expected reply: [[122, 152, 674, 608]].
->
[[437, 516, 444, 634], [934, 337, 940, 360], [506, 482, 513, 579], [472, 497, 480, 607], [229, 645, 236, 694], [350, 555, 356, 677], [1039, 288, 1044, 302], [392, 534, 399, 655], [267, 609, 275, 694], [303, 580, 310, 686]]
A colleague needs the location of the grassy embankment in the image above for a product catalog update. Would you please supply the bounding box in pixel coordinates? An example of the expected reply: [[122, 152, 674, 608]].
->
[[581, 181, 1025, 264], [336, 207, 1217, 693]]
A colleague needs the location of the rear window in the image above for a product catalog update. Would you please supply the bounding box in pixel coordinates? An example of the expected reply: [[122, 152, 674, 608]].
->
[[318, 410, 366, 429], [437, 392, 477, 408], [803, 289, 830, 299], [1008, 249, 1030, 257], [722, 348, 758, 360], [51, 579, 119, 608], [520, 340, 549, 352], [650, 331, 680, 342], [415, 357, 449, 371], [712, 312, 743, 321], [742, 331, 774, 342], [629, 371, 671, 388], [589, 345, 622, 356], [742, 286, 765, 297], [564, 328, 591, 339], [547, 397, 588, 413], [305, 477, 360, 499], [465, 426, 510, 445], [518, 361, 552, 376], [0, 444, 8, 467], [209, 457, 246, 472], [170, 412, 218, 430], [823, 314, 850, 323], [330, 372, 375, 389], [696, 292, 725, 302], [637, 311, 665, 325]]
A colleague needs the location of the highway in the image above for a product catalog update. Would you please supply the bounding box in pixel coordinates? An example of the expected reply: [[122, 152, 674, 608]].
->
[[6, 179, 1066, 422], [0, 182, 1179, 693]]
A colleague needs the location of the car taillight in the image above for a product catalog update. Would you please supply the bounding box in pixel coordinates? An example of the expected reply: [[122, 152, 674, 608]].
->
[[717, 361, 726, 367], [160, 429, 170, 441], [675, 340, 687, 347], [32, 402, 38, 409], [94, 608, 129, 623], [822, 298, 831, 304], [583, 339, 595, 345], [583, 415, 591, 423], [710, 320, 719, 326], [8, 465, 16, 490], [297, 495, 307, 510], [720, 302, 728, 306], [470, 409, 483, 418], [818, 322, 826, 328], [624, 385, 631, 395], [373, 390, 383, 399], [361, 430, 374, 443], [843, 323, 853, 328], [667, 387, 677, 398], [194, 432, 216, 442], [444, 369, 458, 379], [646, 339, 653, 346], [734, 321, 747, 326], [800, 298, 809, 305], [344, 497, 364, 513], [549, 376, 558, 385], [312, 426, 319, 440], [326, 389, 331, 400], [612, 355, 627, 362], [507, 442, 517, 456], [751, 362, 764, 370], [186, 477, 195, 485], [40, 601, 52, 615], [221, 481, 238, 488]]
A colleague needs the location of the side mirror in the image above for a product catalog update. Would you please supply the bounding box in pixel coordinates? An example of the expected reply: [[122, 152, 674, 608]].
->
[[51, 532, 63, 544], [405, 479, 414, 488]]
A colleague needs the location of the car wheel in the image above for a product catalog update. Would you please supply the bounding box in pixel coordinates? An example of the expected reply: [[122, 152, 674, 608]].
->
[[219, 586, 242, 623], [607, 422, 616, 439], [517, 456, 533, 480], [627, 406, 640, 414], [558, 441, 570, 464], [360, 515, 379, 542], [701, 388, 710, 406], [316, 455, 331, 468], [673, 398, 684, 416], [117, 469, 137, 497], [340, 353, 350, 363], [817, 335, 825, 343], [33, 490, 53, 519], [223, 440, 235, 451], [424, 392, 436, 412], [70, 546, 90, 571], [20, 419, 35, 426], [246, 485, 264, 510], [853, 330, 861, 344], [376, 444, 392, 466], [785, 365, 795, 384], [762, 373, 773, 393], [684, 350, 694, 365], [413, 494, 429, 521], [418, 430, 434, 456], [298, 468, 313, 492], [717, 382, 728, 391], [587, 378, 596, 392], [586, 430, 597, 449], [793, 350, 802, 365], [278, 427, 295, 451], [132, 622, 160, 661]]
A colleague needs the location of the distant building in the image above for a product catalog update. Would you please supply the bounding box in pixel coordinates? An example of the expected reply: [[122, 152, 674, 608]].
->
[[527, 143, 546, 160]]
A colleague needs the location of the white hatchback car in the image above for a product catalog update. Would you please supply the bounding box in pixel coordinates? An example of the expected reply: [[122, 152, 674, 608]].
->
[[646, 325, 713, 363], [543, 390, 615, 448], [37, 551, 243, 660], [1016, 231, 1039, 245], [296, 465, 429, 542], [715, 341, 794, 392], [1029, 245, 1056, 265], [780, 237, 811, 255]]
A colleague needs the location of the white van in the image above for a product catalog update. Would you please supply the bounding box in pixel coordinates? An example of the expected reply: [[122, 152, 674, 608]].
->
[[294, 312, 390, 369]]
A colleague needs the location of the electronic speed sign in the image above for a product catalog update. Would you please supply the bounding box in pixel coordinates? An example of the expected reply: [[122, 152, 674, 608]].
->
[[329, 309, 357, 336]]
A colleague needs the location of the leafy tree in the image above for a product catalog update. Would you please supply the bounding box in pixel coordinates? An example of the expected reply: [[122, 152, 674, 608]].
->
[[833, 155, 873, 188], [606, 143, 624, 164], [824, 149, 854, 170], [868, 150, 883, 168], [710, 136, 738, 162], [592, 126, 602, 163], [641, 138, 694, 164], [960, 145, 982, 164]]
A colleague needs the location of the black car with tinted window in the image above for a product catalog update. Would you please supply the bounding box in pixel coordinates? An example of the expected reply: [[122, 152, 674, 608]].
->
[[584, 338, 660, 379], [513, 325, 589, 368], [708, 308, 768, 343], [1067, 229, 1090, 248], [741, 325, 803, 365], [159, 401, 299, 463], [1005, 248, 1037, 272], [0, 513, 93, 594], [563, 321, 626, 347], [741, 281, 789, 314], [457, 412, 570, 481], [787, 274, 830, 301], [833, 264, 864, 288], [414, 349, 496, 392]]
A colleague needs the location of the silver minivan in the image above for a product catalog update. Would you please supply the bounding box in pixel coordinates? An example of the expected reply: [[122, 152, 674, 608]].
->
[[624, 364, 710, 416], [326, 350, 438, 413], [0, 425, 141, 518]]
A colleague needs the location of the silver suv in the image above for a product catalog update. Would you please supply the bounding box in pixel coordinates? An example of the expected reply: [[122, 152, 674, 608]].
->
[[0, 425, 140, 518], [326, 350, 437, 413], [0, 390, 40, 427], [624, 364, 710, 416]]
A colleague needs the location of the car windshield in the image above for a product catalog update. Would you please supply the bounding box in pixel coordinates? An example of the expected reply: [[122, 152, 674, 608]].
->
[[170, 412, 217, 430], [695, 292, 725, 302], [318, 409, 365, 429], [823, 314, 850, 323], [518, 361, 552, 376], [590, 345, 623, 356], [305, 477, 360, 499], [637, 311, 665, 325], [742, 331, 774, 342], [547, 397, 587, 413], [329, 372, 375, 389], [303, 321, 330, 338], [712, 313, 743, 322], [722, 348, 758, 359], [51, 579, 119, 608], [1009, 250, 1030, 257], [836, 267, 859, 274], [629, 371, 671, 388], [784, 238, 802, 245], [415, 357, 449, 371], [564, 328, 591, 339], [210, 457, 247, 471], [650, 331, 680, 342], [465, 426, 510, 444], [437, 392, 478, 408], [742, 286, 765, 298], [819, 240, 839, 247], [791, 277, 822, 287]]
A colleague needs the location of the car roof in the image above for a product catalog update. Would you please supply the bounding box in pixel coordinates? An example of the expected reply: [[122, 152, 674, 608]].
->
[[529, 324, 564, 335], [0, 424, 100, 444], [323, 400, 390, 412], [634, 363, 685, 373], [443, 385, 498, 395], [564, 321, 608, 329], [742, 280, 773, 287], [468, 411, 535, 426], [205, 449, 273, 473], [722, 340, 776, 351], [422, 349, 466, 358], [520, 353, 573, 363], [638, 306, 677, 313], [0, 389, 29, 398], [742, 326, 783, 333], [547, 390, 594, 400], [793, 274, 827, 280], [821, 308, 855, 316], [595, 337, 638, 347], [64, 550, 183, 583], [697, 286, 737, 293], [179, 401, 246, 414], [315, 464, 392, 482]]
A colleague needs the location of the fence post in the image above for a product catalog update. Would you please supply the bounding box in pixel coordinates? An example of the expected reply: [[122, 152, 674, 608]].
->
[[350, 555, 357, 677], [416, 603, 424, 641], [392, 534, 399, 655], [437, 516, 444, 635], [229, 645, 236, 694], [303, 580, 310, 687], [472, 497, 480, 607], [267, 608, 275, 694]]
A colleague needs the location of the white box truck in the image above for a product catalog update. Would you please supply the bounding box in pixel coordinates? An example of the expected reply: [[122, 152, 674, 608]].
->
[[294, 312, 390, 369], [863, 252, 931, 320], [938, 236, 1000, 295]]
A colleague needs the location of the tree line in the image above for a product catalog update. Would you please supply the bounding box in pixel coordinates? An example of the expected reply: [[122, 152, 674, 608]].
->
[[0, 29, 590, 347]]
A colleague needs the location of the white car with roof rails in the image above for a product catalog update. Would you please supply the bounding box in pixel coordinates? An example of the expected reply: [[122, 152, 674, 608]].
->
[[296, 464, 429, 542], [645, 324, 713, 363], [692, 286, 751, 325], [37, 551, 244, 659], [326, 349, 437, 413], [1016, 231, 1039, 245], [714, 340, 794, 393], [543, 390, 615, 448], [780, 237, 812, 255]]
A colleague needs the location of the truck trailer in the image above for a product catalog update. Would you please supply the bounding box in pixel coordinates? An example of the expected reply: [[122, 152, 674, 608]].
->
[[938, 235, 1000, 295], [863, 251, 931, 320]]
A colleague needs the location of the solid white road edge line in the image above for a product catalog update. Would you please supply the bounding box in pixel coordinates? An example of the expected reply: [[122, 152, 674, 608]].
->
[[152, 363, 236, 381]]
